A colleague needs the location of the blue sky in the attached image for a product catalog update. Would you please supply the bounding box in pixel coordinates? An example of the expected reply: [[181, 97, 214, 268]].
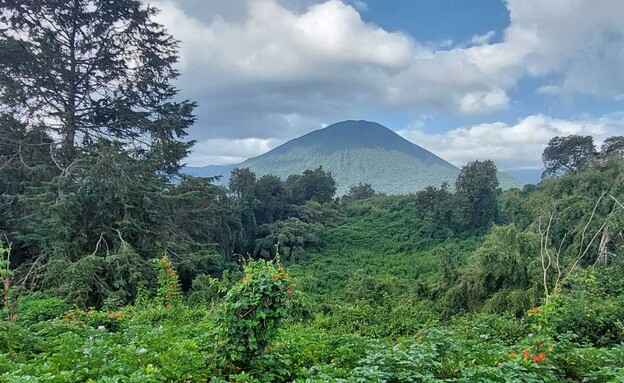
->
[[359, 0, 509, 44], [152, 0, 624, 171]]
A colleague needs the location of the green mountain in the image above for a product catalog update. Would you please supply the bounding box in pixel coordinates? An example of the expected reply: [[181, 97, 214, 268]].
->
[[186, 120, 523, 195]]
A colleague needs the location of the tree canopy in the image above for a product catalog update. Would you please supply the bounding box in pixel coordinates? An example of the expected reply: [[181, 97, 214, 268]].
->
[[456, 160, 500, 230], [542, 135, 596, 178], [342, 183, 377, 204], [285, 166, 337, 204], [602, 136, 624, 158]]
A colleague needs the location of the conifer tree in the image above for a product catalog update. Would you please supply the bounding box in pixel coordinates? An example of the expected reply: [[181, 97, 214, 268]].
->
[[0, 0, 195, 171]]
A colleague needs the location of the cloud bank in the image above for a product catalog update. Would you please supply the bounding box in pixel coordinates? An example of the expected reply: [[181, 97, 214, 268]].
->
[[149, 0, 624, 168], [398, 113, 624, 171]]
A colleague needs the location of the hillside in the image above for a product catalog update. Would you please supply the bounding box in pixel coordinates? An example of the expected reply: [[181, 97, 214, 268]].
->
[[186, 120, 523, 194], [7, 159, 624, 382]]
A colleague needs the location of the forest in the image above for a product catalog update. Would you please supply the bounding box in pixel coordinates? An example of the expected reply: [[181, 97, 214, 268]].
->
[[1, 1, 624, 382]]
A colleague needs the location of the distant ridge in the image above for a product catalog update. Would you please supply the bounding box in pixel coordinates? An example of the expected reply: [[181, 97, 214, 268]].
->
[[185, 120, 524, 194]]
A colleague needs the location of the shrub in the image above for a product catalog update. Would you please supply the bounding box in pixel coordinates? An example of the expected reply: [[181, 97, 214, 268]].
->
[[15, 293, 68, 324], [214, 257, 296, 375]]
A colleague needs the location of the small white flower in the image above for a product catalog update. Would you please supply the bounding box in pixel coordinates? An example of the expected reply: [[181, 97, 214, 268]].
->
[[137, 348, 147, 355], [480, 333, 490, 340], [97, 325, 106, 330]]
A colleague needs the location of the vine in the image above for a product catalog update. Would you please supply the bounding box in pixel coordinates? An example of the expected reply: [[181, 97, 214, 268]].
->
[[214, 255, 296, 375]]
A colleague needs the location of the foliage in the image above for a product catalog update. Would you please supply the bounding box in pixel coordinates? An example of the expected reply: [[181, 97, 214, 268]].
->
[[285, 166, 337, 204], [500, 187, 535, 230], [0, 239, 15, 322], [187, 274, 222, 308], [341, 183, 378, 204], [439, 226, 537, 317], [2, 145, 624, 382], [542, 135, 597, 178], [3, 295, 624, 383], [41, 245, 153, 309], [313, 298, 438, 338], [14, 293, 68, 325], [254, 218, 325, 261], [0, 0, 246, 307], [0, 0, 196, 169], [2, 2, 624, 381], [155, 255, 181, 308], [414, 183, 461, 239], [229, 168, 257, 199], [455, 159, 500, 230], [0, 306, 214, 382], [543, 267, 624, 347], [254, 175, 288, 225], [0, 116, 57, 251], [601, 136, 624, 158], [214, 258, 296, 373]]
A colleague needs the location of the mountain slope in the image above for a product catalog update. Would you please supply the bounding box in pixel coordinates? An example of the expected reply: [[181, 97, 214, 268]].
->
[[186, 120, 523, 195]]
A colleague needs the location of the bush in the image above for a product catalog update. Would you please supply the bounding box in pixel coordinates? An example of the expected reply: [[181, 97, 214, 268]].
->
[[15, 292, 68, 324], [547, 292, 624, 347]]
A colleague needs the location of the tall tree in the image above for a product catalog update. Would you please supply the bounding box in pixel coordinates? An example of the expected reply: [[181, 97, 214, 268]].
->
[[0, 0, 195, 170], [229, 168, 257, 199], [415, 182, 458, 238], [253, 175, 287, 225], [286, 166, 336, 204], [342, 183, 376, 204], [456, 160, 500, 230], [601, 136, 624, 158], [0, 115, 56, 251], [0, 1, 213, 306], [229, 168, 259, 252], [542, 135, 596, 178]]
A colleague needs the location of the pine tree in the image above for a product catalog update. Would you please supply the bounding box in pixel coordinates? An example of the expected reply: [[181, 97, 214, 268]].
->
[[0, 1, 225, 305], [0, 0, 196, 170]]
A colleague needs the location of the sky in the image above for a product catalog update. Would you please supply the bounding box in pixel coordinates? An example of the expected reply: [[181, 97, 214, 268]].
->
[[150, 0, 624, 171]]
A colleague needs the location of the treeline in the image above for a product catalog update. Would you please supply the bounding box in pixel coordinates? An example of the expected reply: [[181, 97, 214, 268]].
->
[[338, 143, 624, 322], [0, 135, 341, 307], [441, 150, 624, 328]]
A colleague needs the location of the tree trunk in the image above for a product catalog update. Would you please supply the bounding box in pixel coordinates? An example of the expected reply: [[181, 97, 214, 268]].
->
[[62, 0, 80, 168], [596, 225, 610, 265]]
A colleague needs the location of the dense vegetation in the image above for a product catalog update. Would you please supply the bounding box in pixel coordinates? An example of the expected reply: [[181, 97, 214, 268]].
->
[[2, 1, 624, 382]]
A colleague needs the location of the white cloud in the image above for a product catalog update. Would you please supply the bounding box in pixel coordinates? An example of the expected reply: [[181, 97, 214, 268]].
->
[[186, 137, 284, 166], [156, 0, 624, 105], [187, 112, 624, 169], [398, 113, 624, 170], [156, 0, 414, 82], [480, 0, 624, 97], [459, 88, 509, 113], [470, 30, 496, 46], [153, 0, 518, 141], [147, 0, 624, 165], [536, 85, 562, 95], [351, 0, 367, 12], [157, 0, 624, 117]]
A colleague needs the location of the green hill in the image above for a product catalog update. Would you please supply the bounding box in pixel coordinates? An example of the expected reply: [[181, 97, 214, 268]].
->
[[187, 120, 523, 194]]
